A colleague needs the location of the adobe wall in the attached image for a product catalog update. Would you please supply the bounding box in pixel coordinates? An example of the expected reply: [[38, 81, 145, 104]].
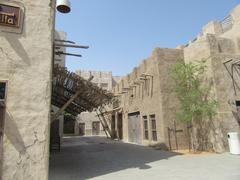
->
[[54, 31, 67, 67], [76, 70, 113, 91], [182, 4, 240, 152], [52, 31, 67, 145], [114, 48, 188, 149], [77, 112, 106, 136], [0, 0, 55, 180], [75, 70, 117, 137], [113, 4, 240, 152]]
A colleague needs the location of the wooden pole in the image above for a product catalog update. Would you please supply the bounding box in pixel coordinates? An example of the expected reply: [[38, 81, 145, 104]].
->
[[167, 127, 172, 151], [96, 111, 109, 138], [51, 90, 82, 122]]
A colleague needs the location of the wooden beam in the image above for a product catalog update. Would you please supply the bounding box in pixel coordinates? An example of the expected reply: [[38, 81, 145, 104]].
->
[[51, 90, 82, 122], [51, 76, 94, 122]]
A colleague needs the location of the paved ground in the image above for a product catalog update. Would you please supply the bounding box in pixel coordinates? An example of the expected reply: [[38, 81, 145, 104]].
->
[[49, 136, 240, 180]]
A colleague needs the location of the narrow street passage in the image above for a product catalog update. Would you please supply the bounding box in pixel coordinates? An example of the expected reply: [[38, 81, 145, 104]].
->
[[49, 137, 240, 180]]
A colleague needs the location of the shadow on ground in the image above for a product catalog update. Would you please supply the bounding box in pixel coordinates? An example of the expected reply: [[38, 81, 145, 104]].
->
[[49, 136, 180, 180]]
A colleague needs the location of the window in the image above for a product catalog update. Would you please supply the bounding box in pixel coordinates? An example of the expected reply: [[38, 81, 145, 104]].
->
[[236, 100, 240, 107], [144, 79, 150, 96], [150, 115, 157, 141], [146, 79, 150, 96], [143, 116, 148, 140]]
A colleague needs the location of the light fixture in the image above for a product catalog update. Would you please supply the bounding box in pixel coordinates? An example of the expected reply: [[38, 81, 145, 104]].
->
[[56, 0, 71, 14]]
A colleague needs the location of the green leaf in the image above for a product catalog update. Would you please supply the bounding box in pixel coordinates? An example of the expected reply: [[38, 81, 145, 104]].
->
[[170, 61, 218, 123]]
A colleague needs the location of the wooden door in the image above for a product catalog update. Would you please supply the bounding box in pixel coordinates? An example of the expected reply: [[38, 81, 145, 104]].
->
[[117, 113, 123, 140], [128, 112, 142, 144], [63, 117, 75, 134], [111, 115, 116, 132], [79, 123, 85, 136], [0, 82, 6, 179], [50, 119, 60, 151], [0, 105, 4, 180], [92, 121, 100, 135]]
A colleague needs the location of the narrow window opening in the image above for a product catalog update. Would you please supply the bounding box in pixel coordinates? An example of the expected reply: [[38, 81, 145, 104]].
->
[[150, 114, 157, 141], [143, 116, 148, 140]]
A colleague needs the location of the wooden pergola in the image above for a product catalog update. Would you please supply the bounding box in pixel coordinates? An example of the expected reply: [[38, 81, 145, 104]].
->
[[51, 65, 114, 120]]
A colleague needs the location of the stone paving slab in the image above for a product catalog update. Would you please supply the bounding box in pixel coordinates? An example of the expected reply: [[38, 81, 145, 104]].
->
[[49, 136, 240, 180]]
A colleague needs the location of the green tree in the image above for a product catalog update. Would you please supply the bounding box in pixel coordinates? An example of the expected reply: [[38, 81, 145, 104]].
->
[[170, 61, 218, 151]]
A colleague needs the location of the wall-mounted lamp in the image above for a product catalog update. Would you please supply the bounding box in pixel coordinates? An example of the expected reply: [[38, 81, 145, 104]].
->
[[56, 0, 71, 14]]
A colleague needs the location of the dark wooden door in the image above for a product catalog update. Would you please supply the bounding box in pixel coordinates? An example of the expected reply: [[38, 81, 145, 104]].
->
[[128, 112, 142, 144], [50, 119, 60, 151], [0, 104, 5, 179], [92, 121, 100, 135], [111, 115, 116, 132], [64, 118, 75, 134], [117, 113, 123, 140], [111, 115, 116, 138], [0, 82, 6, 179], [79, 123, 85, 136]]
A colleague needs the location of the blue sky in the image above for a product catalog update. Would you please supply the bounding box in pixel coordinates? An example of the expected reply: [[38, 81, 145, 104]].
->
[[56, 0, 239, 76]]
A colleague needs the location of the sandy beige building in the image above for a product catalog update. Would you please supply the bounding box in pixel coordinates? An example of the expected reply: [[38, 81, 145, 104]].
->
[[112, 4, 240, 152], [181, 4, 240, 152], [0, 1, 113, 180], [75, 70, 121, 136], [0, 1, 55, 180], [112, 48, 187, 149], [0, 1, 239, 180]]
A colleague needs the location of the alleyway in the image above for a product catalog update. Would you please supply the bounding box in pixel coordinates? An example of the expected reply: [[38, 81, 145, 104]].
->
[[49, 137, 240, 180]]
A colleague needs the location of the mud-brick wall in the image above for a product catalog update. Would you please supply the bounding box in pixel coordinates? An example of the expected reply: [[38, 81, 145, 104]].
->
[[117, 48, 189, 150], [155, 48, 189, 150], [183, 5, 240, 152], [211, 54, 240, 151], [0, 0, 55, 180]]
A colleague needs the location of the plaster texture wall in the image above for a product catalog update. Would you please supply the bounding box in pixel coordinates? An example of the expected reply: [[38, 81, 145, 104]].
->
[[112, 4, 240, 152], [76, 70, 113, 91], [113, 48, 189, 150], [54, 31, 67, 67], [75, 70, 120, 136], [77, 112, 106, 136], [51, 106, 64, 145], [182, 4, 240, 152], [0, 0, 55, 180], [52, 30, 67, 144]]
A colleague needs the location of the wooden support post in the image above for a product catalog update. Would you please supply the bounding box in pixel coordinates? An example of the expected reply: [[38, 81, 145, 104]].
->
[[51, 90, 82, 122], [173, 120, 179, 150], [167, 127, 172, 151], [0, 102, 5, 180], [98, 108, 113, 138], [187, 123, 192, 152], [96, 111, 110, 138]]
